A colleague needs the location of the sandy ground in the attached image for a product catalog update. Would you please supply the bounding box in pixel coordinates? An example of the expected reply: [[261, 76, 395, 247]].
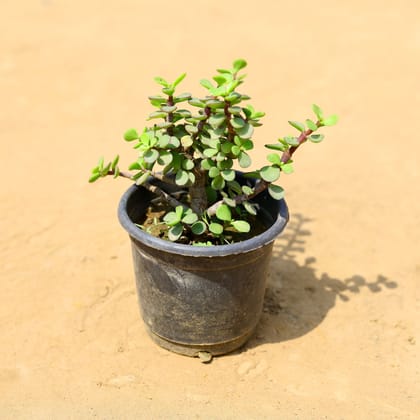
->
[[1, 0, 419, 418]]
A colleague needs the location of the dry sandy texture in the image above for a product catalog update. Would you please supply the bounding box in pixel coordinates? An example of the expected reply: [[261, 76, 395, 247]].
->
[[1, 0, 419, 418]]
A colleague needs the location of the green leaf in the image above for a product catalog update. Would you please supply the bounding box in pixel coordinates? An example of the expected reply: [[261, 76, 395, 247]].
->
[[124, 128, 139, 141], [322, 114, 339, 126], [260, 166, 281, 182], [221, 169, 235, 181], [216, 204, 232, 221], [182, 159, 194, 171], [231, 117, 246, 129], [233, 58, 247, 72], [174, 93, 192, 103], [161, 105, 177, 113], [236, 123, 254, 140], [157, 134, 170, 148], [168, 224, 183, 241], [211, 175, 225, 190], [154, 76, 169, 87], [209, 222, 223, 235], [231, 145, 241, 156], [208, 114, 226, 128], [113, 167, 120, 178], [218, 158, 233, 170], [185, 125, 198, 135], [221, 142, 232, 154], [267, 153, 282, 166], [241, 139, 253, 150], [175, 170, 189, 186], [111, 155, 120, 170], [201, 158, 214, 170], [188, 171, 195, 184], [148, 111, 167, 119], [128, 161, 141, 170], [143, 149, 159, 163], [281, 162, 294, 174], [209, 166, 220, 178], [181, 135, 193, 148], [205, 99, 224, 108], [242, 185, 254, 195], [157, 151, 173, 166], [268, 184, 284, 200], [191, 221, 207, 235], [173, 73, 186, 87], [188, 98, 205, 108], [238, 151, 251, 168], [312, 104, 324, 120], [89, 173, 101, 183], [228, 106, 242, 115], [265, 143, 288, 152], [162, 87, 175, 95], [168, 136, 180, 148], [306, 119, 318, 131], [182, 211, 198, 225], [243, 201, 257, 216], [223, 197, 236, 207], [284, 136, 299, 146], [200, 79, 214, 90], [309, 134, 325, 143], [231, 220, 250, 233], [175, 205, 184, 220], [135, 172, 149, 186], [164, 211, 181, 227], [203, 148, 218, 158], [288, 120, 305, 132]]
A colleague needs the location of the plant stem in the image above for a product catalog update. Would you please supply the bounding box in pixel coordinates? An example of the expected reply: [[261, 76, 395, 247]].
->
[[206, 122, 320, 217]]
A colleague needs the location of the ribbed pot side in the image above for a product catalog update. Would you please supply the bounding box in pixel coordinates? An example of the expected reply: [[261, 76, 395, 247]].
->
[[118, 182, 289, 357]]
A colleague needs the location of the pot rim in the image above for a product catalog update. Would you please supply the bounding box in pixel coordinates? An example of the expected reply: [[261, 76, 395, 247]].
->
[[118, 183, 289, 257]]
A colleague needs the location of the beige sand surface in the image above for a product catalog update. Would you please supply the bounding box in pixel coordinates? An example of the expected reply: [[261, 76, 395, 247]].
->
[[1, 0, 419, 418]]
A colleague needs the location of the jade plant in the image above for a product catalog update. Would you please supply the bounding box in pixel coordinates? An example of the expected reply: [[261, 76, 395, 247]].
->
[[89, 59, 337, 245]]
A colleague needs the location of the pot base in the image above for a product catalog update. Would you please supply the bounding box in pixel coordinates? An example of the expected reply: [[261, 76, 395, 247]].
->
[[145, 325, 256, 357]]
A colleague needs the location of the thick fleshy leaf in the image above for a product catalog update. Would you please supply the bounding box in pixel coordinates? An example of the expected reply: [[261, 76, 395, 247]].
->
[[233, 59, 247, 72], [209, 166, 220, 178], [322, 115, 338, 126], [221, 169, 235, 181], [265, 143, 288, 152], [309, 134, 325, 143], [157, 151, 173, 166], [143, 149, 159, 163], [231, 220, 250, 233], [182, 159, 195, 170], [260, 165, 281, 182], [211, 175, 225, 190], [182, 212, 198, 225], [236, 123, 254, 139], [163, 211, 181, 227], [243, 201, 257, 216], [281, 162, 294, 174], [288, 120, 305, 132], [209, 222, 223, 235], [267, 153, 282, 166], [123, 128, 139, 141], [312, 104, 323, 120], [268, 184, 285, 200], [135, 172, 149, 186], [216, 204, 232, 221], [175, 170, 189, 186], [168, 224, 183, 241], [173, 73, 186, 87], [306, 119, 318, 131], [191, 221, 207, 235], [238, 151, 251, 168]]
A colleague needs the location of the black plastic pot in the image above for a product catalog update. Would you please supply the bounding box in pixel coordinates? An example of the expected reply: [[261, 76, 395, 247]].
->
[[118, 180, 289, 357]]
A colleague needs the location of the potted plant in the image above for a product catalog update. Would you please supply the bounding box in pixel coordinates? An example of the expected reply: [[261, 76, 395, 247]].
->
[[89, 59, 337, 359]]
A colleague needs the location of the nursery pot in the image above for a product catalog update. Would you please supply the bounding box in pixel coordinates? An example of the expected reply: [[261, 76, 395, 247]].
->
[[118, 179, 289, 357]]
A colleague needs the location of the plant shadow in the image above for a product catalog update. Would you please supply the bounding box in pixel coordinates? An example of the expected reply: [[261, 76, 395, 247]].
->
[[244, 213, 398, 349]]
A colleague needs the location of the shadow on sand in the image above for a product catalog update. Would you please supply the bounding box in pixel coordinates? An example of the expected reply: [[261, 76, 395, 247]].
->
[[245, 213, 398, 348]]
